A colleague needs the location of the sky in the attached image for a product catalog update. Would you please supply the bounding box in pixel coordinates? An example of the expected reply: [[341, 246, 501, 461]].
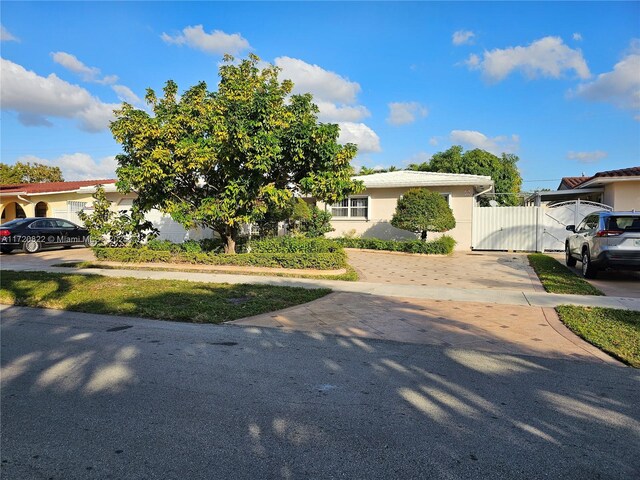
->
[[1, 1, 639, 191]]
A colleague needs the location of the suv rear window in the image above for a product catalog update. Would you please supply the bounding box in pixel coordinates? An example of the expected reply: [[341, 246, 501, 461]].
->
[[607, 216, 640, 232]]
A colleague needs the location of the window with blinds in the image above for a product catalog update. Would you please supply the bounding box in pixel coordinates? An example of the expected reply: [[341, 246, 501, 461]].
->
[[330, 197, 368, 219]]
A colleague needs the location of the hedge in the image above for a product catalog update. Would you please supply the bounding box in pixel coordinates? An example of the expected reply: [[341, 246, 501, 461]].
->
[[145, 237, 340, 254], [93, 247, 347, 270], [334, 235, 456, 254], [248, 237, 341, 253]]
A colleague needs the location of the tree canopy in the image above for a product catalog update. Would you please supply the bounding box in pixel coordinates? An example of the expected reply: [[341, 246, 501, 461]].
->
[[0, 162, 64, 185], [391, 188, 456, 240], [408, 146, 522, 205], [111, 54, 363, 253]]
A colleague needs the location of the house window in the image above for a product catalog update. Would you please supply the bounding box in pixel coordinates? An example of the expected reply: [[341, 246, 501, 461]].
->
[[331, 199, 349, 217], [330, 196, 368, 219], [441, 193, 451, 206]]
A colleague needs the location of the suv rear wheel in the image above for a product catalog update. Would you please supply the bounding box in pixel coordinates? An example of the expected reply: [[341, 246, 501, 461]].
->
[[565, 243, 577, 267], [581, 249, 598, 279]]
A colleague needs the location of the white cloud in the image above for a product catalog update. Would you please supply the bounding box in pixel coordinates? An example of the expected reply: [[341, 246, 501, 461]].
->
[[338, 122, 381, 153], [275, 56, 361, 105], [315, 101, 370, 122], [453, 30, 475, 46], [465, 36, 590, 82], [0, 58, 120, 132], [429, 137, 439, 146], [112, 85, 142, 105], [274, 56, 378, 143], [573, 48, 640, 113], [464, 54, 481, 69], [566, 150, 608, 164], [161, 25, 250, 55], [16, 153, 117, 180], [450, 130, 520, 155], [51, 51, 117, 84], [387, 102, 428, 125], [1, 25, 18, 42], [573, 33, 583, 41]]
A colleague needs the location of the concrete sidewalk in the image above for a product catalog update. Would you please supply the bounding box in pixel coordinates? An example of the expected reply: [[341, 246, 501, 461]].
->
[[3, 265, 640, 311]]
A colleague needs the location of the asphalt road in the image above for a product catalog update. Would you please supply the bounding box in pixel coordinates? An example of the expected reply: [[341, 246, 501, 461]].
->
[[1, 306, 639, 479]]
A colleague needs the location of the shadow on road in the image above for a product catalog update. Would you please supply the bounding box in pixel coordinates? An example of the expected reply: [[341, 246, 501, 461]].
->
[[1, 305, 638, 479]]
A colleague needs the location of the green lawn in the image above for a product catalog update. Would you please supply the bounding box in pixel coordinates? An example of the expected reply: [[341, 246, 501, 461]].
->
[[52, 261, 359, 281], [556, 305, 640, 367], [0, 270, 330, 324], [528, 254, 604, 295]]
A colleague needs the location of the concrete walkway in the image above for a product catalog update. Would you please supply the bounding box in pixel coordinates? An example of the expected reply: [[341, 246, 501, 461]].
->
[[5, 264, 639, 311]]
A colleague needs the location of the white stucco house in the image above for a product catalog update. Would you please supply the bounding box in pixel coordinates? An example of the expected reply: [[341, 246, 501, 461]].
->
[[2, 171, 495, 250], [321, 170, 494, 250]]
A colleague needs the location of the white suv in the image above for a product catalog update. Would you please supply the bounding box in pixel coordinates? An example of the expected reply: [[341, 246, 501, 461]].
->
[[565, 211, 640, 278]]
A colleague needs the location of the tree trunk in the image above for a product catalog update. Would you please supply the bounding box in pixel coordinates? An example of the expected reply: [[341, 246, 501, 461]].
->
[[224, 236, 236, 254], [218, 225, 238, 254]]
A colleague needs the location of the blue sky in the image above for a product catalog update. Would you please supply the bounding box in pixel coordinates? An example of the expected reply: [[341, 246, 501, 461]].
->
[[1, 1, 639, 191]]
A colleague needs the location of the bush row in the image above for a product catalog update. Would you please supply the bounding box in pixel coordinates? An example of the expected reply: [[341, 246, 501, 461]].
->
[[334, 235, 456, 255], [93, 247, 347, 270], [249, 236, 341, 253], [145, 236, 340, 254]]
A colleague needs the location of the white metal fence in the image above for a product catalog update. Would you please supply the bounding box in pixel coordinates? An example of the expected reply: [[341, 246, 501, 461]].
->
[[472, 200, 611, 252]]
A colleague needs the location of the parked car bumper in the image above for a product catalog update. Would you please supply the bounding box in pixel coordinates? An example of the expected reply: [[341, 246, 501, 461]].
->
[[592, 251, 640, 271]]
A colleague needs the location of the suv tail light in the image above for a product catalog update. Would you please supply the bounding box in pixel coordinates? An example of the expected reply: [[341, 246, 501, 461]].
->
[[596, 230, 623, 237], [0, 229, 11, 237]]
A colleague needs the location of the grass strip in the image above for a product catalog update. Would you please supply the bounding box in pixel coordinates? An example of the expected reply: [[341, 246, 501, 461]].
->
[[556, 305, 640, 367], [52, 262, 359, 281], [528, 254, 604, 295], [0, 270, 330, 324]]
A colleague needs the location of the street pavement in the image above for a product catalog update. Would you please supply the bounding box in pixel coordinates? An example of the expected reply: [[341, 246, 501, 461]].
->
[[1, 305, 639, 480]]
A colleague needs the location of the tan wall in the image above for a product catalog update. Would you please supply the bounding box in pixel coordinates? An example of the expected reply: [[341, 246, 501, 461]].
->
[[322, 185, 476, 250], [603, 181, 640, 211], [1, 192, 136, 224]]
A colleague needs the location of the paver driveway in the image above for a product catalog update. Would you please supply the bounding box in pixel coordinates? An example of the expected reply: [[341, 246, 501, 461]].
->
[[232, 251, 617, 364], [347, 249, 543, 291], [231, 292, 616, 364]]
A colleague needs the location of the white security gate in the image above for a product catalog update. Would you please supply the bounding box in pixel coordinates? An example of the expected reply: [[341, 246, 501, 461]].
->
[[472, 200, 611, 251], [472, 206, 542, 251], [542, 200, 612, 251]]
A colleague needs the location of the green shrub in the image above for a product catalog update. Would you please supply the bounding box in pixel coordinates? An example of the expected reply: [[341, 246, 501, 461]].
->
[[146, 239, 180, 252], [334, 235, 456, 254], [92, 247, 346, 270], [249, 236, 341, 253], [391, 188, 456, 240], [302, 206, 334, 237], [94, 247, 173, 263]]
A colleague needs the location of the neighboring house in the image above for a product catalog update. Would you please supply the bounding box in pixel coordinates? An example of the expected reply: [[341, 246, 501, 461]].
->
[[0, 180, 212, 242], [321, 171, 494, 250], [568, 166, 640, 211], [0, 180, 120, 223], [528, 166, 640, 209]]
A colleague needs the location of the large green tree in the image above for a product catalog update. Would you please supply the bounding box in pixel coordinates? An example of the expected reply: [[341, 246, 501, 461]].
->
[[0, 162, 64, 185], [111, 54, 362, 253], [391, 188, 456, 240], [408, 146, 522, 205]]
